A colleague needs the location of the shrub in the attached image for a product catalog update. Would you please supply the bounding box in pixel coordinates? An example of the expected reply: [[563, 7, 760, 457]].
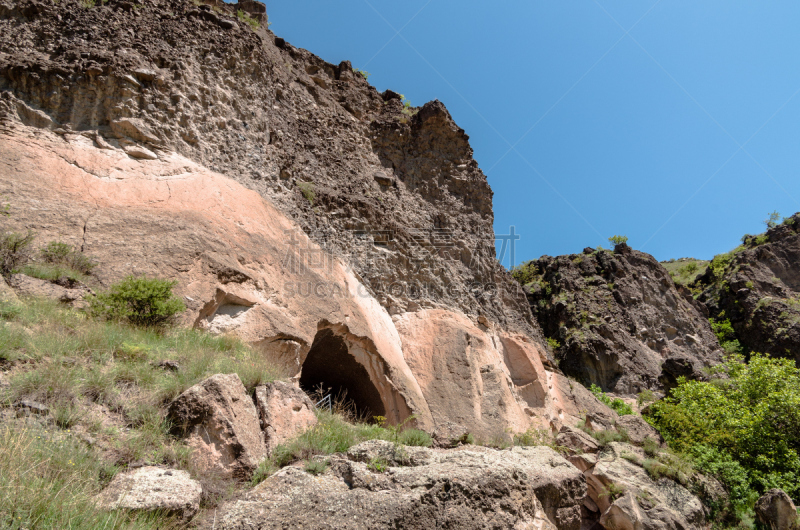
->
[[637, 389, 656, 407], [545, 337, 561, 351], [0, 231, 35, 276], [397, 428, 432, 447], [608, 235, 628, 247], [510, 261, 539, 285], [89, 276, 186, 327], [646, 353, 800, 501], [764, 210, 781, 229], [590, 384, 634, 415], [709, 316, 743, 355], [353, 68, 370, 80], [514, 426, 556, 447], [38, 241, 96, 275], [297, 181, 315, 204], [236, 9, 259, 30], [303, 459, 328, 476]]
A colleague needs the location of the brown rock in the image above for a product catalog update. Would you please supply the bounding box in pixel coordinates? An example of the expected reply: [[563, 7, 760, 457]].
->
[[254, 381, 317, 454], [0, 275, 18, 303], [615, 414, 663, 446], [167, 373, 265, 480], [8, 273, 90, 308], [216, 443, 582, 530], [755, 489, 800, 530], [95, 466, 202, 520], [556, 424, 599, 453]]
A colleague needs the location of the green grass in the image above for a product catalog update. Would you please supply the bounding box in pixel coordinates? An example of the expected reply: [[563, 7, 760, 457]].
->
[[20, 263, 89, 284], [0, 423, 179, 529], [661, 258, 710, 286], [251, 410, 432, 485], [0, 295, 287, 504]]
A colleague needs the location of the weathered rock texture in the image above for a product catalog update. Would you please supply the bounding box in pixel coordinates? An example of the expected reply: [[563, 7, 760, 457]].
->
[[0, 0, 536, 339], [574, 442, 706, 530], [95, 466, 203, 519], [755, 489, 800, 530], [254, 381, 317, 454], [167, 374, 265, 479], [696, 213, 800, 365], [214, 440, 585, 530], [523, 244, 722, 393]]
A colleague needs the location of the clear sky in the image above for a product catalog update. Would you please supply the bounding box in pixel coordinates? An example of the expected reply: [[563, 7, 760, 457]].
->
[[263, 1, 800, 266]]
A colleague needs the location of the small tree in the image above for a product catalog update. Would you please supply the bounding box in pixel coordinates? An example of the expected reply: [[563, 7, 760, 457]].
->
[[608, 235, 628, 247], [0, 231, 35, 277], [764, 211, 781, 229], [89, 275, 185, 327]]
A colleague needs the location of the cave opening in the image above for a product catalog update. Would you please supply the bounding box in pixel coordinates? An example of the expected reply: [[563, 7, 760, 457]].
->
[[299, 328, 386, 421]]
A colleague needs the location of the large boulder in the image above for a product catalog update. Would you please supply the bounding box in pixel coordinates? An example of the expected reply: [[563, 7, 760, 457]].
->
[[755, 489, 799, 530], [95, 466, 202, 520], [614, 414, 663, 445], [581, 442, 705, 530], [8, 273, 90, 308], [254, 381, 317, 454], [167, 373, 264, 480], [215, 441, 585, 530]]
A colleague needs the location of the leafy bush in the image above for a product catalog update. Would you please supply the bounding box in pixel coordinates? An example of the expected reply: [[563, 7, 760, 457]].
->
[[353, 68, 370, 80], [709, 316, 743, 355], [0, 231, 35, 276], [89, 276, 186, 327], [608, 235, 628, 247], [38, 241, 96, 275], [303, 459, 328, 476], [590, 384, 634, 415], [646, 353, 800, 502], [764, 210, 781, 229], [545, 337, 561, 351], [510, 261, 539, 285]]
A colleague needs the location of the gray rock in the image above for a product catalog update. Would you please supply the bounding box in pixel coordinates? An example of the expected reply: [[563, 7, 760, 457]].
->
[[15, 400, 49, 416], [556, 424, 599, 453], [167, 373, 265, 480], [254, 381, 317, 454], [8, 274, 90, 308], [216, 443, 584, 530], [95, 466, 202, 519], [755, 489, 799, 530], [615, 414, 663, 445]]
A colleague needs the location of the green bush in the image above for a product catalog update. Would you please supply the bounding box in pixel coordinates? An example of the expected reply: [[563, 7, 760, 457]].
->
[[0, 231, 35, 276], [709, 316, 743, 355], [236, 9, 259, 30], [608, 235, 628, 247], [89, 276, 185, 327], [297, 182, 315, 204], [39, 241, 96, 275], [646, 353, 800, 502], [590, 384, 634, 415], [510, 261, 539, 285], [764, 210, 781, 229], [545, 337, 561, 351]]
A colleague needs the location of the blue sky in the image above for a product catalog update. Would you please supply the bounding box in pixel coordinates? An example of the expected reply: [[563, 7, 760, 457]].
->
[[264, 1, 800, 265]]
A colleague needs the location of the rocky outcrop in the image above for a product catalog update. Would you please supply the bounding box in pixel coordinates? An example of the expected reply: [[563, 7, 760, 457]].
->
[[696, 213, 800, 364], [167, 373, 265, 480], [0, 0, 535, 339], [215, 440, 585, 530], [755, 489, 799, 530], [574, 442, 705, 530], [522, 244, 722, 393], [7, 273, 91, 308], [95, 466, 203, 519], [254, 381, 317, 454]]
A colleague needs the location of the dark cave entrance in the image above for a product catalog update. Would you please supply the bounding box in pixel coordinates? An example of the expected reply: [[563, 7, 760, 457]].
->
[[299, 328, 386, 421]]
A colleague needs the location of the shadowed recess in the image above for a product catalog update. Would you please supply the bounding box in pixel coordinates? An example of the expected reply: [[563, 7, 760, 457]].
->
[[299, 328, 386, 420]]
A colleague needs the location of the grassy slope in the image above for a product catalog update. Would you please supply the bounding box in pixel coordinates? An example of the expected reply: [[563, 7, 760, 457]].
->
[[660, 258, 710, 286]]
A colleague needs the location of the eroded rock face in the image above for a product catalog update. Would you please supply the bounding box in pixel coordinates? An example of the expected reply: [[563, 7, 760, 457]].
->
[[524, 245, 722, 393], [167, 373, 265, 480], [697, 213, 800, 365], [215, 440, 584, 530], [254, 381, 317, 454], [0, 0, 537, 341], [755, 489, 800, 530], [95, 466, 202, 519]]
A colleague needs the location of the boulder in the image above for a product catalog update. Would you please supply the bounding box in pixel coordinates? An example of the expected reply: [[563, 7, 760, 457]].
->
[[0, 275, 18, 303], [583, 442, 705, 530], [253, 381, 317, 453], [556, 424, 599, 454], [167, 373, 265, 479], [755, 489, 799, 530], [216, 443, 584, 530], [95, 466, 202, 519], [614, 414, 663, 445], [8, 274, 90, 307]]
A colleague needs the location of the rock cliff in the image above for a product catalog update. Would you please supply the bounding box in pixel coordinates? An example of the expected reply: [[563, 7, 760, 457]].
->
[[696, 213, 800, 364], [0, 0, 590, 438], [520, 244, 722, 394]]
